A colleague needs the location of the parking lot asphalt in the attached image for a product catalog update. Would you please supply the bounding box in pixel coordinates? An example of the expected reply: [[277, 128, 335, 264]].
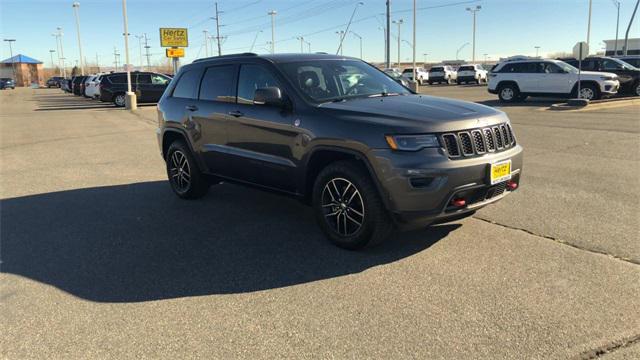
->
[[1, 87, 639, 359]]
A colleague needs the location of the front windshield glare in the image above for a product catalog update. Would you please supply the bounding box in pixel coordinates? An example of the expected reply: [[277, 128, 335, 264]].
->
[[281, 60, 411, 103]]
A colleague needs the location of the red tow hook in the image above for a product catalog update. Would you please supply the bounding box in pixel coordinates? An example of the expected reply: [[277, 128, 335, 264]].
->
[[451, 198, 466, 207], [506, 180, 518, 191]]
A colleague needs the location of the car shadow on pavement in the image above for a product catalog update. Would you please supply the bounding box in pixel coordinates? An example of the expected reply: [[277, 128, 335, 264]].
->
[[1, 181, 459, 303]]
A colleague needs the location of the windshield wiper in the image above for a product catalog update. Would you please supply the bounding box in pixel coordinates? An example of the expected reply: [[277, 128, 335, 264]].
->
[[368, 92, 401, 98]]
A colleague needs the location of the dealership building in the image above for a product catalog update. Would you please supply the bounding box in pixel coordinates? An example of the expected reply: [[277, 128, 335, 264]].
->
[[0, 54, 44, 87], [604, 38, 639, 56]]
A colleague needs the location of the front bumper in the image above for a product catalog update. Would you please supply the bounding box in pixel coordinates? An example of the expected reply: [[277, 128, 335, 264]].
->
[[457, 76, 478, 82], [369, 144, 523, 229], [601, 80, 620, 94]]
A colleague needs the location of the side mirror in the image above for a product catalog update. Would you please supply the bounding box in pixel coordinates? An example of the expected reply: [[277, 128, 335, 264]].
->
[[254, 87, 283, 107]]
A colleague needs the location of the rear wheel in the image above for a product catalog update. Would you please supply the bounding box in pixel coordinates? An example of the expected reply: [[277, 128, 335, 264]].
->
[[113, 93, 126, 107], [498, 83, 520, 103], [166, 141, 209, 199], [312, 160, 393, 250], [634, 82, 640, 96]]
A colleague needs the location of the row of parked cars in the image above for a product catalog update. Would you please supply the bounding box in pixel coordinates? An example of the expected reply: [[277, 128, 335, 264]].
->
[[384, 64, 488, 86], [51, 71, 172, 106], [487, 55, 640, 102]]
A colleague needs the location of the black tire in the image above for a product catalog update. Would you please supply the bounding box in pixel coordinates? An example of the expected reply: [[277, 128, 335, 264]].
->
[[113, 93, 126, 107], [633, 81, 640, 97], [166, 140, 209, 199], [428, 81, 433, 85], [312, 160, 393, 250], [498, 83, 520, 103]]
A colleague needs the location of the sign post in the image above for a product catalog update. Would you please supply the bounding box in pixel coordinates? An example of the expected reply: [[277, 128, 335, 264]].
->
[[160, 28, 188, 75], [571, 41, 589, 104]]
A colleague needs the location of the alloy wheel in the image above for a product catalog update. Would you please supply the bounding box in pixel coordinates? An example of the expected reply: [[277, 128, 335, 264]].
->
[[501, 87, 514, 100], [635, 84, 640, 96], [579, 87, 595, 100], [115, 94, 126, 106], [169, 150, 191, 193], [321, 178, 365, 236]]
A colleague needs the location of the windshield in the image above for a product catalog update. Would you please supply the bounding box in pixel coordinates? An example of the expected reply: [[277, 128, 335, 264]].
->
[[554, 61, 579, 74], [610, 58, 638, 70], [280, 60, 411, 103]]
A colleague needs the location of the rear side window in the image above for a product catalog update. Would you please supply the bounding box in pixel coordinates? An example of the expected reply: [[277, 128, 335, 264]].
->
[[173, 69, 203, 99], [459, 66, 475, 71], [237, 64, 279, 104], [136, 74, 152, 84], [199, 65, 236, 102], [108, 74, 127, 84]]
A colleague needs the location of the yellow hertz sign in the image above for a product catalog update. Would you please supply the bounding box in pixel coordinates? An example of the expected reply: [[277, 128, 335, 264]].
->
[[159, 28, 188, 47], [166, 48, 185, 58]]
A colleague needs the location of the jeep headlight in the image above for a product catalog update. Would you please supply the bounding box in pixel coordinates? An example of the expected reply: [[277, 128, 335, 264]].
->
[[600, 76, 616, 81], [385, 134, 440, 151]]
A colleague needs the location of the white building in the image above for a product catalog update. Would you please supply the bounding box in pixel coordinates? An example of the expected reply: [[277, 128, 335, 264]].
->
[[603, 38, 639, 56]]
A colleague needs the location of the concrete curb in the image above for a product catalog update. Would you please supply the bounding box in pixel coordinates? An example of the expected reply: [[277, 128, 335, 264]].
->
[[548, 97, 640, 111]]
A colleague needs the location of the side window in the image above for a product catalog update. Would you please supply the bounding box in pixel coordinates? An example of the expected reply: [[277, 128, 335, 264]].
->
[[108, 74, 127, 84], [151, 74, 170, 85], [525, 62, 542, 73], [602, 60, 621, 71], [172, 69, 203, 99], [237, 64, 280, 105], [542, 62, 563, 74], [199, 65, 236, 102], [136, 74, 152, 84]]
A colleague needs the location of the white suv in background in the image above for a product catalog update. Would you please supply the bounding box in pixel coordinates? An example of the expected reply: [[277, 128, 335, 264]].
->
[[428, 65, 457, 85], [84, 74, 103, 99], [401, 67, 429, 85], [457, 64, 488, 84], [488, 57, 619, 102]]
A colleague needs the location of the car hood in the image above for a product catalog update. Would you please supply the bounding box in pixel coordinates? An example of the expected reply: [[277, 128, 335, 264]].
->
[[580, 71, 619, 78], [318, 94, 508, 133]]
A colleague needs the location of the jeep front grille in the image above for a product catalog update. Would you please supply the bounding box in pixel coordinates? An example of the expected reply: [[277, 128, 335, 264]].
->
[[441, 123, 516, 158]]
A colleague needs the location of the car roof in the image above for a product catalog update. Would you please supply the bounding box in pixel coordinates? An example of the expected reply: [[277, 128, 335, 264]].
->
[[193, 52, 359, 65]]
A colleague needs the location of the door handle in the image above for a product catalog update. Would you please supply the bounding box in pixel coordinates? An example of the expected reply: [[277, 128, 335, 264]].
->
[[185, 105, 198, 111], [228, 110, 244, 117]]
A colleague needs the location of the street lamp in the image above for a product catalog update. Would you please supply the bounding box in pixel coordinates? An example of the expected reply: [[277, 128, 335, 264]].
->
[[423, 53, 428, 64], [3, 39, 16, 81], [350, 31, 363, 59], [121, 0, 136, 109], [392, 19, 404, 67], [296, 36, 305, 53], [336, 1, 364, 56], [534, 46, 540, 57], [335, 31, 345, 55], [465, 5, 481, 63], [456, 42, 470, 60], [49, 49, 56, 70], [72, 2, 85, 75], [483, 53, 488, 63], [135, 35, 144, 69], [378, 27, 387, 63], [304, 39, 311, 53], [56, 27, 67, 78], [612, 0, 621, 55], [250, 30, 262, 52], [268, 10, 277, 54]]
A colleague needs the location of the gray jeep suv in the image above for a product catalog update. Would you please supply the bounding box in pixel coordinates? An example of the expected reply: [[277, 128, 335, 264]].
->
[[157, 53, 523, 249]]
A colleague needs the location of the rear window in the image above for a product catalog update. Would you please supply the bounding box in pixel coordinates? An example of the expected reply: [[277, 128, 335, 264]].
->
[[402, 68, 413, 73], [172, 69, 203, 99], [430, 67, 444, 72], [458, 66, 475, 71]]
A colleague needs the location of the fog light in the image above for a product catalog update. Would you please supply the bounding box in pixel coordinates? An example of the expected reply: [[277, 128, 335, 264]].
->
[[451, 198, 466, 207], [506, 180, 518, 190]]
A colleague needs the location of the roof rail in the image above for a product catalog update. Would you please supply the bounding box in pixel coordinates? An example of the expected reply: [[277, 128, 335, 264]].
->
[[193, 52, 257, 63], [315, 52, 328, 54], [499, 55, 535, 62]]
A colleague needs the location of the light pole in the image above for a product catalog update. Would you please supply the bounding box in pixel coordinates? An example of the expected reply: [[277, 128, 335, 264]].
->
[[613, 0, 621, 55], [623, 0, 640, 56], [304, 39, 311, 53], [586, 0, 592, 52], [72, 2, 85, 75], [465, 5, 481, 63], [52, 32, 62, 76], [483, 53, 488, 63], [121, 0, 136, 109], [392, 19, 403, 67], [57, 27, 67, 78], [3, 39, 16, 81], [296, 36, 305, 53], [268, 10, 277, 54], [203, 30, 209, 57], [350, 31, 363, 59], [534, 46, 540, 57], [249, 30, 262, 52], [49, 49, 56, 70], [456, 42, 470, 60], [135, 35, 143, 69], [423, 53, 428, 64], [379, 27, 387, 63], [411, 0, 416, 87], [335, 31, 345, 55], [336, 2, 364, 56]]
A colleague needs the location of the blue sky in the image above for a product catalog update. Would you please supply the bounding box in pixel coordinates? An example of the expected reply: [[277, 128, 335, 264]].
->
[[1, 0, 638, 68]]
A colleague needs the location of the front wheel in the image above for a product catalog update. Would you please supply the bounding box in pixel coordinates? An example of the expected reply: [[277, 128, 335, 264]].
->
[[577, 83, 600, 100], [498, 84, 520, 103], [166, 141, 210, 199], [633, 82, 640, 96], [312, 160, 393, 250]]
